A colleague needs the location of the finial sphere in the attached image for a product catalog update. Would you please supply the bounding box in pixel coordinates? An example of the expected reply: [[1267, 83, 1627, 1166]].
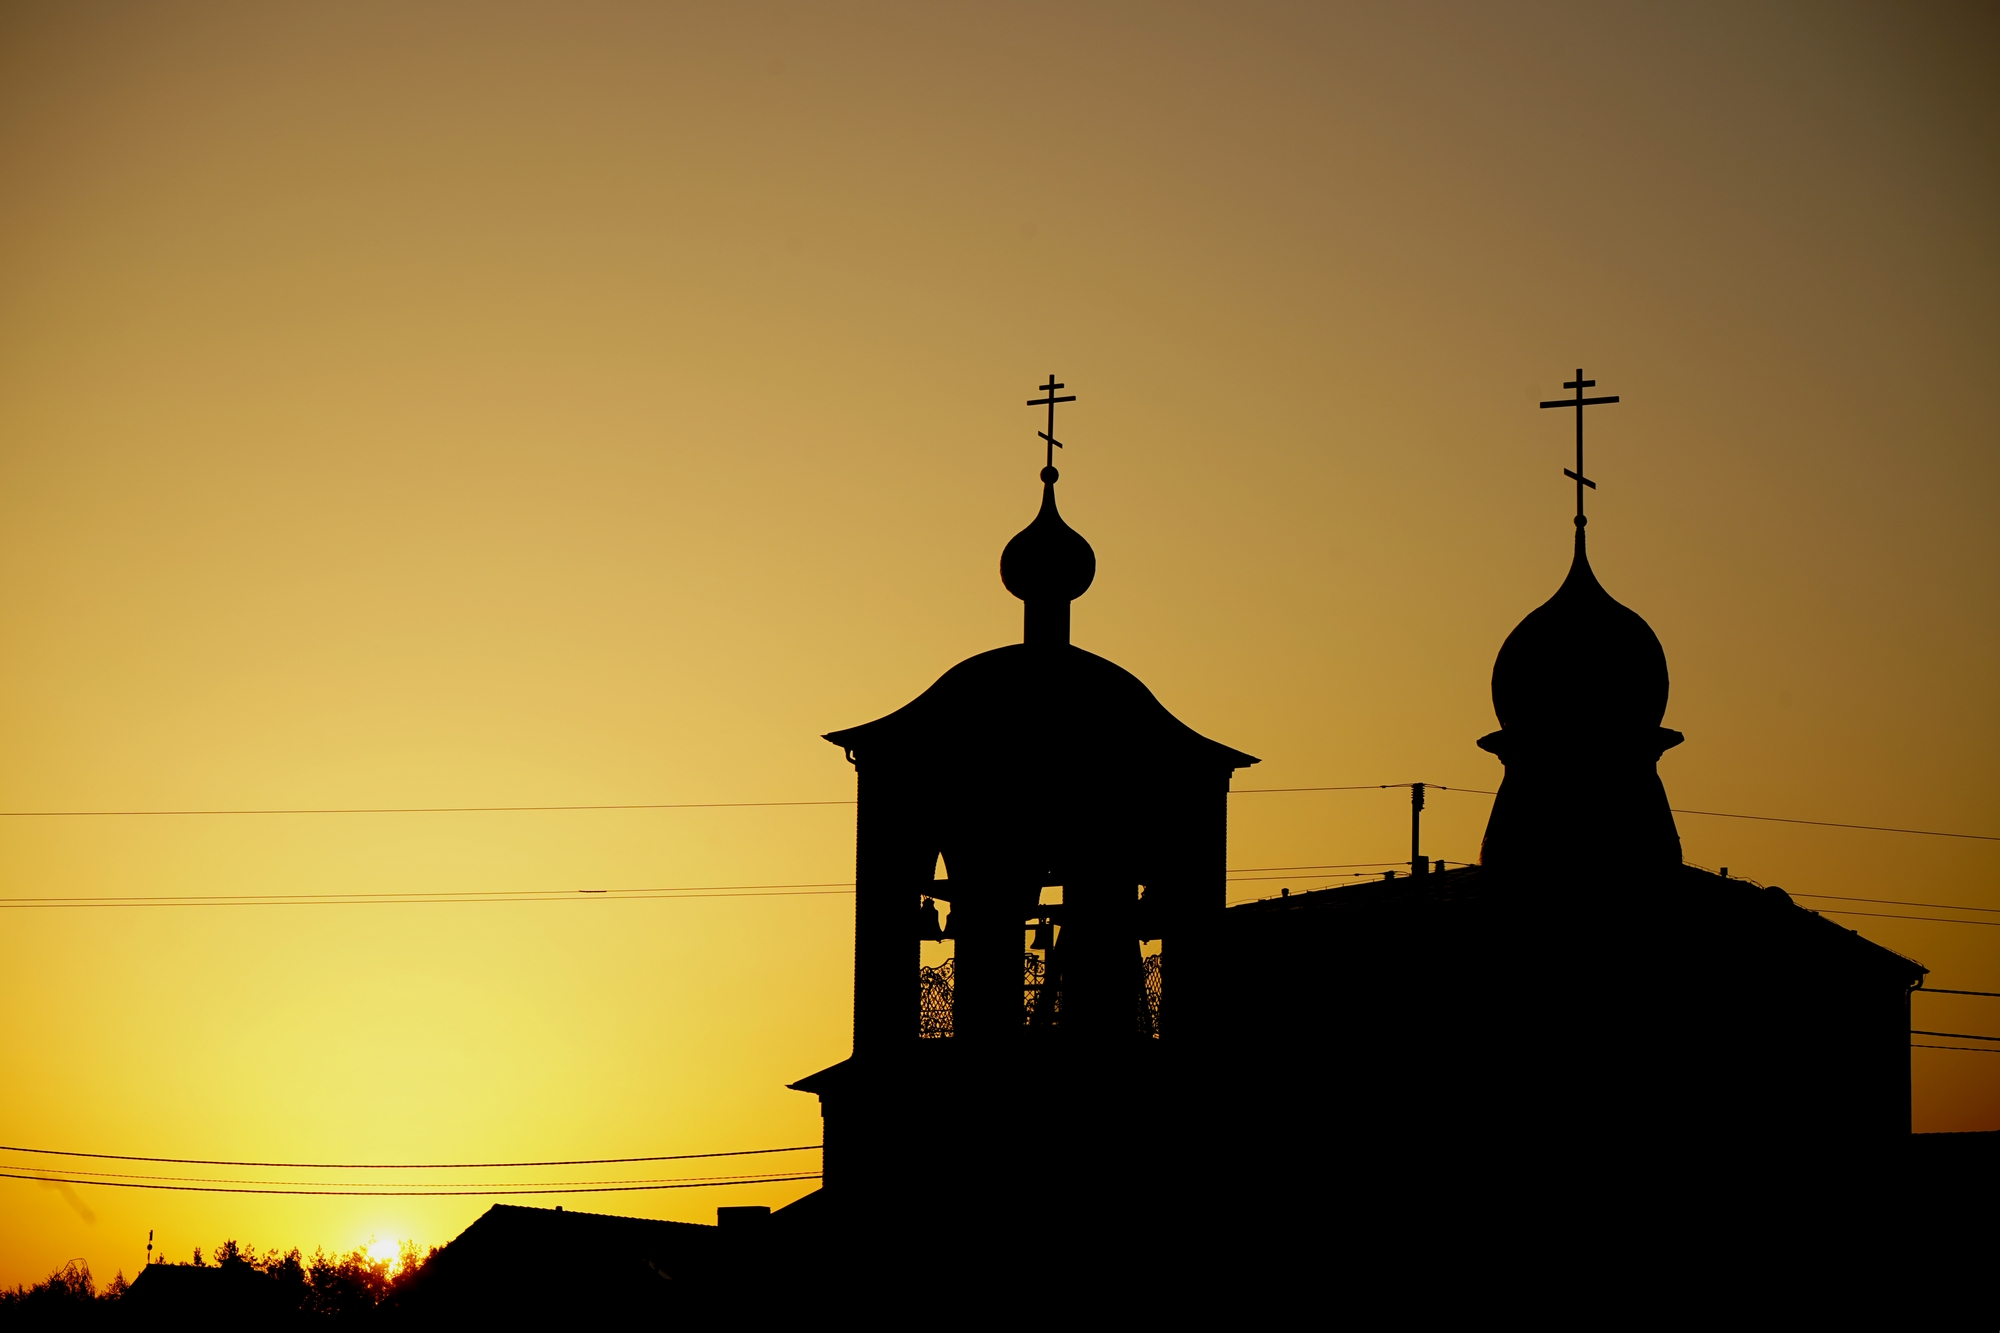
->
[[1041, 466, 1059, 483]]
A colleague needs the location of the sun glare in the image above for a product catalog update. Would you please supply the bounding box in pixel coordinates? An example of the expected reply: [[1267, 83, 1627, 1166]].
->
[[365, 1237, 400, 1269]]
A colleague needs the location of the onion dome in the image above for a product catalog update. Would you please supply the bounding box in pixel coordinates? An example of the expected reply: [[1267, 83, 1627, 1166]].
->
[[1490, 529, 1669, 741], [999, 466, 1095, 645], [1001, 466, 1095, 605], [1478, 527, 1684, 873]]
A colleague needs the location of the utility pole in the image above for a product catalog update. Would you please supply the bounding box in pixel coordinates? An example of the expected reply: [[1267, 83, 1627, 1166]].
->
[[1410, 782, 1428, 877]]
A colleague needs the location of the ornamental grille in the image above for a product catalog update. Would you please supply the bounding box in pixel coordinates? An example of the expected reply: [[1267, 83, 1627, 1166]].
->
[[1024, 950, 1059, 1027], [1139, 952, 1163, 1038], [915, 952, 1163, 1039], [917, 958, 954, 1039]]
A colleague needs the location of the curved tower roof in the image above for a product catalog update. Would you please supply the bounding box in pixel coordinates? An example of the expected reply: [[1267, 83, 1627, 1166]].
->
[[825, 640, 1255, 772]]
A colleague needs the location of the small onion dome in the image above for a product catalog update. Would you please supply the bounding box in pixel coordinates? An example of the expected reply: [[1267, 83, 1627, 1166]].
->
[[1491, 530, 1668, 738], [1000, 467, 1096, 607]]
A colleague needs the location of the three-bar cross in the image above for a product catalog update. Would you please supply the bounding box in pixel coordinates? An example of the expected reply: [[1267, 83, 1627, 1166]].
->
[[1540, 369, 1619, 526], [1026, 375, 1076, 472]]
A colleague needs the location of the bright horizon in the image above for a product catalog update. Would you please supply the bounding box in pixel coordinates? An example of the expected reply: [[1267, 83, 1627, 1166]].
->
[[2, 1, 1994, 1288]]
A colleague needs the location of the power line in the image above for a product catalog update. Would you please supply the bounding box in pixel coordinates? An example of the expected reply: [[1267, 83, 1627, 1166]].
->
[[1231, 860, 1416, 873], [0, 799, 855, 818], [1224, 856, 1416, 876], [0, 786, 1432, 812], [0, 1170, 821, 1198], [1234, 784, 1408, 795], [0, 785, 1989, 842], [1912, 1044, 2000, 1055], [0, 1142, 821, 1170], [1212, 784, 2000, 842], [1814, 908, 2000, 930], [0, 884, 857, 909], [1234, 784, 1495, 796], [0, 864, 1464, 909], [0, 861, 1442, 902], [0, 1163, 813, 1190], [1917, 987, 2000, 999], [7, 874, 1985, 926], [1666, 807, 1999, 843], [1418, 786, 1997, 841], [1911, 1029, 2000, 1044], [1792, 892, 2000, 915]]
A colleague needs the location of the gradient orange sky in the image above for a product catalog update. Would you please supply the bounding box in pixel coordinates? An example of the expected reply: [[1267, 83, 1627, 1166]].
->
[[1, 1, 1994, 1287]]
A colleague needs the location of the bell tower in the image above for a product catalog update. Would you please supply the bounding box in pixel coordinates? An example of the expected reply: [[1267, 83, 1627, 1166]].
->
[[791, 378, 1256, 1229]]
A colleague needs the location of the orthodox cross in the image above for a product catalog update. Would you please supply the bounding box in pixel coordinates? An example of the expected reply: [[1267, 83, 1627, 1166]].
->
[[1026, 375, 1076, 472], [1539, 369, 1619, 526]]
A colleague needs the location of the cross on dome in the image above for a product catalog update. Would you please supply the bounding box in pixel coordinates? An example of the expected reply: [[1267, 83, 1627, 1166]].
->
[[1026, 374, 1076, 477], [1002, 375, 1094, 644], [1540, 369, 1620, 527]]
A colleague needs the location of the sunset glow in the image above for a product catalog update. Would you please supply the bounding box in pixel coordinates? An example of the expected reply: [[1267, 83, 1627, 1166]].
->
[[0, 0, 1992, 1295]]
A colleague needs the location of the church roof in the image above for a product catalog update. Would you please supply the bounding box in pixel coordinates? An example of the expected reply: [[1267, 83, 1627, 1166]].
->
[[1228, 864, 1926, 988], [825, 643, 1257, 772]]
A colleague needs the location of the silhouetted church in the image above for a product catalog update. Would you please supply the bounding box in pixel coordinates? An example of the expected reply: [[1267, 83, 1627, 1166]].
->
[[1217, 378, 1921, 1169], [1222, 523, 1922, 1162], [791, 383, 1257, 1239], [781, 375, 1926, 1298], [362, 375, 1991, 1323]]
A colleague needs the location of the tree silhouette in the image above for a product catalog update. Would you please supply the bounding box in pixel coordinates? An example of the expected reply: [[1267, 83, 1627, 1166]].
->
[[0, 1235, 442, 1327], [0, 1258, 119, 1328]]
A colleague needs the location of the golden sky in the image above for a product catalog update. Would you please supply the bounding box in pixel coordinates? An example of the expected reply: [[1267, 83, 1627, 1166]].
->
[[1, 0, 1994, 1286]]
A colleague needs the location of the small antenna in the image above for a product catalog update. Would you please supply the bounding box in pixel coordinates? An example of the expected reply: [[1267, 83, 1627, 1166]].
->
[[1410, 782, 1428, 877]]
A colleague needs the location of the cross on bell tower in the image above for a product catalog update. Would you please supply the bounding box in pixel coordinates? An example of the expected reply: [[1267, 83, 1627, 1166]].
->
[[1540, 369, 1620, 526], [1027, 375, 1076, 476]]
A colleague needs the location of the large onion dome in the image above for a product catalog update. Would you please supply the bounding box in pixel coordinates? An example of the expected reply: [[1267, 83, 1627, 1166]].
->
[[1490, 530, 1669, 741], [1477, 528, 1684, 873]]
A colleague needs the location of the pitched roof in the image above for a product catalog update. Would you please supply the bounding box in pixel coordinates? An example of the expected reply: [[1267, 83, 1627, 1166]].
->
[[389, 1203, 719, 1320], [1228, 863, 1926, 987]]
